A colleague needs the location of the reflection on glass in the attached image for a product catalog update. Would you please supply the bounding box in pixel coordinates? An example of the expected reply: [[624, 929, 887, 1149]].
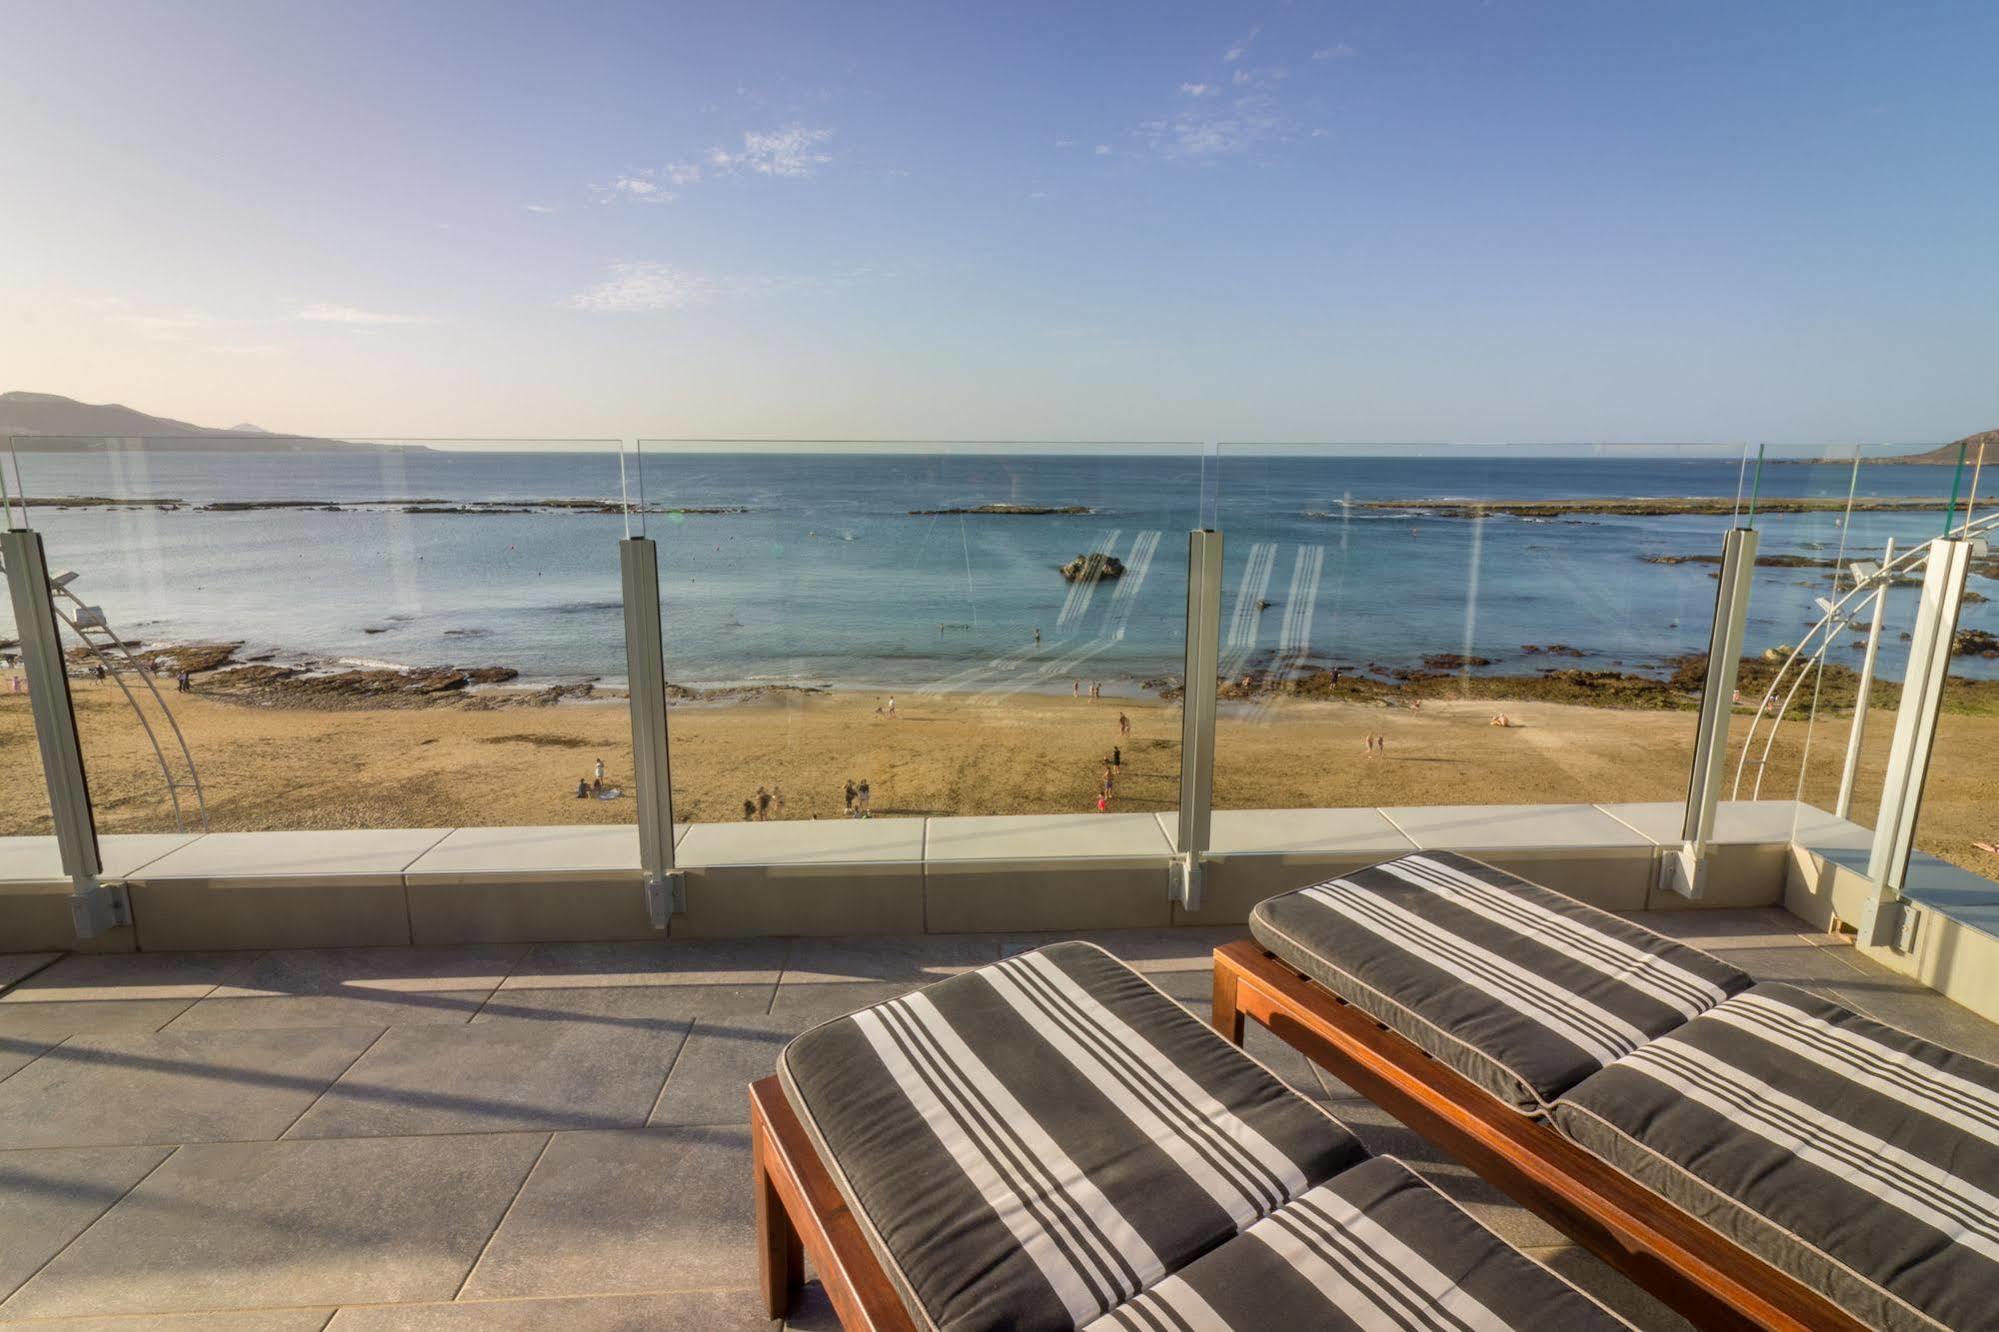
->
[[639, 442, 1199, 822], [11, 436, 636, 833], [1915, 436, 1996, 880]]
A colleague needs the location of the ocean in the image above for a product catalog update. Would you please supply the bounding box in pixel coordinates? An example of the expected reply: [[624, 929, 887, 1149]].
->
[[5, 447, 1994, 692]]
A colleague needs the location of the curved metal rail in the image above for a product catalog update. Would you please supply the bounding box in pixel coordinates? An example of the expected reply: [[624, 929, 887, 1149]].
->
[[44, 579, 210, 833], [1729, 508, 1999, 801]]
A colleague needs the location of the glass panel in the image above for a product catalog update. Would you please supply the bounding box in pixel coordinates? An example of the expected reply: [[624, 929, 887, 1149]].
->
[[1208, 443, 1753, 811], [1720, 444, 1990, 846], [1915, 437, 1996, 880], [0, 444, 56, 837], [10, 436, 634, 833], [637, 441, 1201, 828]]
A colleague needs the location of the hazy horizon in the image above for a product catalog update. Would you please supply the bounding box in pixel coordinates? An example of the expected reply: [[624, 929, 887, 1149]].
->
[[3, 2, 1994, 444]]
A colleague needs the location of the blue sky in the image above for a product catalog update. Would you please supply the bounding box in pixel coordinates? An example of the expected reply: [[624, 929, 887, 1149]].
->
[[1, 0, 1994, 443]]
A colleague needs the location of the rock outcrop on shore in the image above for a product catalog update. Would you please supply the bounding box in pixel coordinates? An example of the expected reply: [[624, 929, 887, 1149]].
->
[[1060, 552, 1126, 581]]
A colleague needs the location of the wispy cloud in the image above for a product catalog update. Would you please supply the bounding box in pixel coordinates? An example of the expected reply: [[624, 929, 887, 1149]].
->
[[1312, 43, 1355, 60], [523, 203, 561, 214], [598, 172, 672, 204], [566, 259, 879, 313], [665, 162, 704, 187], [566, 262, 719, 313], [1180, 82, 1217, 97], [114, 312, 209, 333], [709, 125, 834, 178], [1222, 25, 1260, 63], [296, 304, 439, 326]]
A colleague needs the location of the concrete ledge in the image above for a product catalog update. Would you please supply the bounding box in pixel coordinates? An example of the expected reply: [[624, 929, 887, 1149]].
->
[[676, 820, 927, 938], [125, 830, 449, 951], [1380, 804, 1656, 910], [403, 824, 665, 945], [1169, 808, 1416, 926], [0, 833, 203, 954], [921, 814, 1173, 933]]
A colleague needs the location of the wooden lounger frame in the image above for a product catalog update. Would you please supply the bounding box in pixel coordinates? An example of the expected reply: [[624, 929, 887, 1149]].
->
[[1212, 938, 1871, 1332], [752, 1074, 918, 1331]]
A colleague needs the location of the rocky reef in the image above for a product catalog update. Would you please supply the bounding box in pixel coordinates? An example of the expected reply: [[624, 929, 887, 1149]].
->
[[1059, 552, 1126, 581]]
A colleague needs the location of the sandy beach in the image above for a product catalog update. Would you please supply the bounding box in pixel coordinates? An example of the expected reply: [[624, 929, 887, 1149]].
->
[[5, 678, 1995, 881]]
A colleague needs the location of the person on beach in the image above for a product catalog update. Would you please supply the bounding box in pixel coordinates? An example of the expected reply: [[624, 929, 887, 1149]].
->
[[886, 696, 896, 719], [1073, 679, 1080, 699], [576, 778, 590, 799], [1490, 714, 1511, 727], [857, 779, 872, 817], [176, 669, 191, 693], [593, 757, 606, 784], [1111, 746, 1121, 767], [1118, 712, 1131, 736], [843, 780, 857, 817], [1033, 628, 1041, 646], [756, 786, 772, 820], [591, 776, 603, 796], [1101, 764, 1115, 803], [743, 798, 756, 821]]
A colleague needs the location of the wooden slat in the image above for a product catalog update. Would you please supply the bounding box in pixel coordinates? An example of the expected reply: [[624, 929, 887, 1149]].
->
[[1213, 939, 1872, 1332], [750, 1076, 918, 1332]]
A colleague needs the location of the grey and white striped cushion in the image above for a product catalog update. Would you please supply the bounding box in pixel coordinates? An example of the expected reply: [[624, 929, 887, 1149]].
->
[[1085, 1156, 1634, 1331], [779, 941, 1366, 1332], [1249, 852, 1752, 1111], [1555, 982, 1999, 1332]]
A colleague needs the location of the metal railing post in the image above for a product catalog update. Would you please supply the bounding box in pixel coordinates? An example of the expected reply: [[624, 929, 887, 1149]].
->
[[1834, 538, 1895, 820], [1173, 528, 1223, 911], [1859, 537, 1972, 948], [1, 525, 119, 937], [1661, 525, 1759, 900], [621, 536, 681, 928]]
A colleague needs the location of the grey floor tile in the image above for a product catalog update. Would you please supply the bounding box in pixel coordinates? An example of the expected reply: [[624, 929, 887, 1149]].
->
[[474, 983, 772, 1030], [0, 1026, 383, 1149], [1713, 944, 1873, 985], [327, 1290, 774, 1330], [0, 1036, 54, 1085], [0, 1310, 332, 1330], [1147, 968, 1212, 1005], [461, 1126, 753, 1299], [0, 952, 261, 1004], [651, 1012, 814, 1126], [208, 945, 529, 998], [0, 999, 195, 1043], [778, 934, 998, 985], [781, 1281, 839, 1331], [0, 955, 60, 995], [1527, 1245, 1695, 1332], [287, 1021, 688, 1138], [1, 1133, 547, 1320], [1618, 908, 1811, 950], [166, 991, 491, 1032], [766, 981, 912, 1023], [1820, 979, 1999, 1065], [1320, 1097, 1565, 1249], [500, 939, 787, 990], [1002, 927, 1240, 972], [0, 1145, 172, 1302]]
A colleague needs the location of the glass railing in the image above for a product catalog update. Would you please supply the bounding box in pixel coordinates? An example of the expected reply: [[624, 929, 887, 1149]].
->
[[5, 435, 636, 834], [1, 446, 56, 838], [635, 440, 1203, 823], [1206, 443, 1767, 812], [1705, 445, 1999, 865]]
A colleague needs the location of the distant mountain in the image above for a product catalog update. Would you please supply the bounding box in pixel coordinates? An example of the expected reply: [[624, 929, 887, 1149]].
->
[[0, 392, 430, 452], [1864, 429, 1998, 464]]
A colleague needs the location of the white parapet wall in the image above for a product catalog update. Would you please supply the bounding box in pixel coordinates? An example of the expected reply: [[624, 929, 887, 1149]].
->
[[4, 800, 1996, 1030]]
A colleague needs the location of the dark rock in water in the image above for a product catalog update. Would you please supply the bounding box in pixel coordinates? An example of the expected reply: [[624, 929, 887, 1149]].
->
[[138, 642, 242, 674], [1059, 552, 1126, 581], [1422, 653, 1494, 670], [363, 626, 392, 635], [1955, 628, 1999, 658]]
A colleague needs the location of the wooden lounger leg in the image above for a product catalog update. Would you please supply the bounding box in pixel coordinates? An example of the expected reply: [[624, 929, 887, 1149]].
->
[[754, 1109, 805, 1318], [1212, 955, 1245, 1045]]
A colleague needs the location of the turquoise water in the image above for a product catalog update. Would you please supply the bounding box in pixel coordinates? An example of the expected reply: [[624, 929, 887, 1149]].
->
[[6, 448, 1992, 691]]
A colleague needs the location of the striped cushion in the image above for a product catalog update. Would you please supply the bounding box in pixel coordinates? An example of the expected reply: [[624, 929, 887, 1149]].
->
[[1249, 851, 1752, 1112], [1555, 982, 1999, 1332], [779, 941, 1366, 1332], [1086, 1156, 1634, 1331]]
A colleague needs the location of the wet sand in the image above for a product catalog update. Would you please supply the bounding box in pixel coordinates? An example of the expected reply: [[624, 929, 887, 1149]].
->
[[3, 681, 1995, 881]]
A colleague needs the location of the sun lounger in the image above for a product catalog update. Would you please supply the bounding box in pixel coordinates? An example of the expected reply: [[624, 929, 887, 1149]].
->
[[752, 940, 1633, 1330], [1217, 850, 1998, 1331]]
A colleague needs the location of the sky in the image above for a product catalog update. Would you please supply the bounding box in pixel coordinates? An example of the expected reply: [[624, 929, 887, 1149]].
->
[[1, 0, 1995, 446]]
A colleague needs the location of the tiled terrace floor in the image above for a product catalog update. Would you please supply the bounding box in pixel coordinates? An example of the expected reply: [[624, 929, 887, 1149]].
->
[[3, 911, 1997, 1330]]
